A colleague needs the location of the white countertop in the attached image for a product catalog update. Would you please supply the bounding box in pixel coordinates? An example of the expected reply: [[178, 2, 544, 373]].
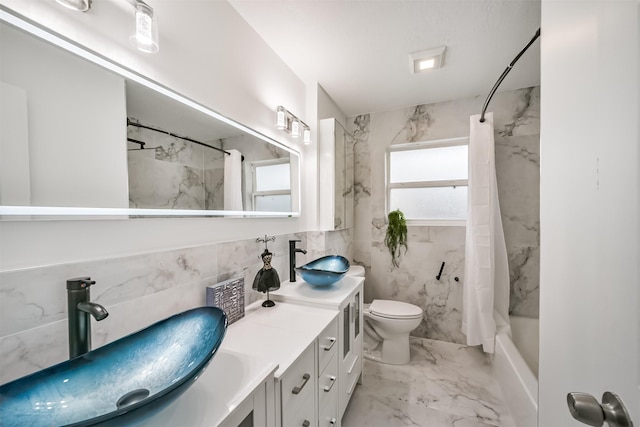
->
[[130, 348, 277, 426], [125, 301, 337, 426], [222, 300, 338, 378], [271, 275, 364, 309]]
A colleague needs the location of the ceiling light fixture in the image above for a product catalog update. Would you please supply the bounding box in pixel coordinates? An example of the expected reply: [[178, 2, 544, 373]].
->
[[275, 106, 311, 145], [129, 0, 159, 53], [54, 0, 92, 12], [409, 46, 446, 73]]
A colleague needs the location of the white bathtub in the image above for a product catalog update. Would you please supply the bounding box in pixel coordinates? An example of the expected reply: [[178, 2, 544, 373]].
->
[[493, 316, 539, 427]]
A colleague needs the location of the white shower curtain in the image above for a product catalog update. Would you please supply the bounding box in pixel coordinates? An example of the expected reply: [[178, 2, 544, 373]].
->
[[462, 112, 511, 353], [224, 149, 243, 211]]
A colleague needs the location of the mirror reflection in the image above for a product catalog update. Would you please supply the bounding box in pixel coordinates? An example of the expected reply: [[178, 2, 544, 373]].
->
[[0, 18, 300, 217]]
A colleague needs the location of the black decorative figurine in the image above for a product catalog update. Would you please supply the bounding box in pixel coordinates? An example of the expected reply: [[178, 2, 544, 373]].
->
[[253, 236, 280, 307]]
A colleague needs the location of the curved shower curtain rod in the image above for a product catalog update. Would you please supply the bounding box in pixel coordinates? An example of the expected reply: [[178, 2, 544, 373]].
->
[[479, 28, 541, 123]]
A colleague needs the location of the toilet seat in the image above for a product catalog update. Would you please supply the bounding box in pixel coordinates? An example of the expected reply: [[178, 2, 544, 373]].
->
[[368, 300, 422, 320]]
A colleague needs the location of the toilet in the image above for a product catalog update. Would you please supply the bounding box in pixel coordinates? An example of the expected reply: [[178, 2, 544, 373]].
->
[[363, 300, 423, 365], [345, 265, 422, 365]]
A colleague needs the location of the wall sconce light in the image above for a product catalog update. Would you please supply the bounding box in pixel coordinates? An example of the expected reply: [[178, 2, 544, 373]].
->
[[54, 0, 92, 12], [409, 46, 446, 73], [55, 0, 159, 53], [275, 106, 311, 145], [129, 0, 159, 53]]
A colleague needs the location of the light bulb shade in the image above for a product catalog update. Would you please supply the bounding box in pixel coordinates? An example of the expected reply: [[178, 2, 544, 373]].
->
[[276, 106, 286, 130], [303, 128, 311, 145], [291, 119, 300, 138], [130, 2, 159, 53], [55, 0, 91, 11]]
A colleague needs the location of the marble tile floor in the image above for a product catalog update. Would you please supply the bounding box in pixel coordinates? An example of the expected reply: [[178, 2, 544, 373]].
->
[[342, 337, 515, 427]]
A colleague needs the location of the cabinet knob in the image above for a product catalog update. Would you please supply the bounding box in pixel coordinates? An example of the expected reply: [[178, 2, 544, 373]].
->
[[329, 418, 337, 425], [302, 420, 310, 427]]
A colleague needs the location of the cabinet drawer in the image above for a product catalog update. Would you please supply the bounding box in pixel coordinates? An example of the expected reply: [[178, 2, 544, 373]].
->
[[317, 316, 338, 373], [280, 343, 315, 413], [283, 385, 316, 427], [318, 352, 338, 413], [339, 352, 361, 419], [318, 379, 339, 427]]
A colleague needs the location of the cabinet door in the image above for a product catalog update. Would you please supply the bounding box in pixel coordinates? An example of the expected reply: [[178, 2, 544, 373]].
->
[[342, 303, 350, 360]]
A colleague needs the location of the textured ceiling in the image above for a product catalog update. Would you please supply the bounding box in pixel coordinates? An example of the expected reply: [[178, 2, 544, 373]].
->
[[229, 0, 541, 116]]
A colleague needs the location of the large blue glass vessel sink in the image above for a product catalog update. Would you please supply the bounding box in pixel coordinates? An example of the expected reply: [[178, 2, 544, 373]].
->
[[0, 306, 227, 427], [296, 255, 350, 287]]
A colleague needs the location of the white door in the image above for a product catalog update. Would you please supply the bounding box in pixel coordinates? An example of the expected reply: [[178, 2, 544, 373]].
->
[[539, 0, 639, 425]]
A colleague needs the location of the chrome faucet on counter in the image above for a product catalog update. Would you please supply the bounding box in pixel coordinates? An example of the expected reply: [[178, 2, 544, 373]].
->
[[67, 277, 108, 359], [289, 240, 307, 282]]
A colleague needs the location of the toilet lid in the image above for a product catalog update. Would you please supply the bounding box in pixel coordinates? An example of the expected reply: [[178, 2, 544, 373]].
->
[[369, 300, 422, 319]]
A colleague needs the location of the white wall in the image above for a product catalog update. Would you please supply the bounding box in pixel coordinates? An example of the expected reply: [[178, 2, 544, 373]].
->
[[0, 1, 311, 270]]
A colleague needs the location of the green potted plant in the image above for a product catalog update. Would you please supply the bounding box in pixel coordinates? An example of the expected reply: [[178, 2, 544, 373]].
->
[[385, 209, 408, 268]]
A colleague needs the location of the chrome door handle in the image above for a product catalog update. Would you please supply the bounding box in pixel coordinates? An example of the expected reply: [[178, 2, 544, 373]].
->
[[323, 337, 336, 351], [292, 373, 311, 394], [323, 375, 337, 392], [567, 392, 634, 427]]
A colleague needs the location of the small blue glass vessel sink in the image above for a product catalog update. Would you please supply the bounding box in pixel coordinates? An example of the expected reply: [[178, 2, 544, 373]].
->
[[0, 306, 227, 427], [296, 255, 350, 287]]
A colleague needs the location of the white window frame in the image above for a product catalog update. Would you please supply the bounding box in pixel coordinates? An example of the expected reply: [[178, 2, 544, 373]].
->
[[385, 136, 468, 226], [247, 158, 291, 211]]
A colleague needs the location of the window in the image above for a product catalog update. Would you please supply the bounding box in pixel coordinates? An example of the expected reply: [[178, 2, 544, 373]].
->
[[248, 158, 291, 212], [386, 137, 468, 225]]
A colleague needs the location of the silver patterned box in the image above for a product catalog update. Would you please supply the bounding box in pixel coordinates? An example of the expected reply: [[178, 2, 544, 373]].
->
[[206, 277, 245, 325]]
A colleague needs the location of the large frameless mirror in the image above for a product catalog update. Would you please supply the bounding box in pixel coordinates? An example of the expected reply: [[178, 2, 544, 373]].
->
[[0, 9, 301, 219]]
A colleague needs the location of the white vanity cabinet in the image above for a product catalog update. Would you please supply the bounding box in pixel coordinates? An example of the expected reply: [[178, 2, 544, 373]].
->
[[221, 301, 340, 427], [278, 343, 316, 427], [338, 286, 362, 421], [271, 276, 364, 425], [317, 317, 339, 426]]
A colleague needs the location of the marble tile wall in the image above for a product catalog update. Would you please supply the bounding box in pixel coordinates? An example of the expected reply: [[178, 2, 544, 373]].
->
[[0, 230, 351, 385], [348, 87, 540, 345]]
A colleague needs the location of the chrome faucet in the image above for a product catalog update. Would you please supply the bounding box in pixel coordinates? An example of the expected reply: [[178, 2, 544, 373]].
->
[[67, 277, 108, 359], [289, 240, 307, 282]]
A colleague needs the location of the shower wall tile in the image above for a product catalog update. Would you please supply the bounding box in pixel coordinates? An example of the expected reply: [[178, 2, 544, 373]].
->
[[349, 86, 540, 345]]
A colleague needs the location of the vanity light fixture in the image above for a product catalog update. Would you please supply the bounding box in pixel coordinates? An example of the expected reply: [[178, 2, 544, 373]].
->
[[56, 0, 91, 12], [129, 0, 159, 53], [303, 128, 312, 145], [409, 46, 446, 73], [291, 119, 301, 138], [276, 106, 287, 130], [275, 106, 311, 144], [54, 0, 92, 12]]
